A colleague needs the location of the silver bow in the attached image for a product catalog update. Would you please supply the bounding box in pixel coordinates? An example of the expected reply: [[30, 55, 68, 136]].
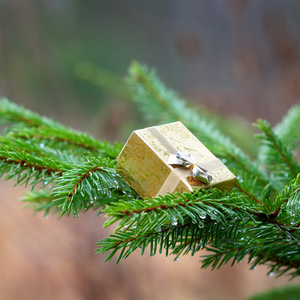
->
[[168, 152, 212, 184]]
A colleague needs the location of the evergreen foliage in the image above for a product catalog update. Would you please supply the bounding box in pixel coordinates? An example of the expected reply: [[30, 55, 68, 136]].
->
[[0, 62, 300, 283], [248, 285, 300, 300], [0, 99, 136, 216]]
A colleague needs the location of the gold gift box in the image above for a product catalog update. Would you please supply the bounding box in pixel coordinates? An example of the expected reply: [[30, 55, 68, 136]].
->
[[115, 122, 237, 198]]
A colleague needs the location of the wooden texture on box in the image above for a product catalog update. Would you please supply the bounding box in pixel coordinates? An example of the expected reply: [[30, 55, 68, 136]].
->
[[115, 122, 237, 198]]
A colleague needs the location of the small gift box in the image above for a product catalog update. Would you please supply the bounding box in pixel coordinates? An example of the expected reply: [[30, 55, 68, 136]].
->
[[115, 122, 237, 198]]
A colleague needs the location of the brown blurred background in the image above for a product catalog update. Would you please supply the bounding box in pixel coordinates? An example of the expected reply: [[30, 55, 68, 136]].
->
[[0, 1, 300, 299]]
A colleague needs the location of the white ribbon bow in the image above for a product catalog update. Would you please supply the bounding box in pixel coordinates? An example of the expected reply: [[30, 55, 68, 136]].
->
[[168, 152, 212, 184]]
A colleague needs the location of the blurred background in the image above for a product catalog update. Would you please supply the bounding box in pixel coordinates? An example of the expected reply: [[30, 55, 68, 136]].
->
[[0, 0, 300, 299]]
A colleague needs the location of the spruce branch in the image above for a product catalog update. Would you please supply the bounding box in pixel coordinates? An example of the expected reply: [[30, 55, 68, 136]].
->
[[8, 127, 121, 158], [0, 98, 121, 159], [271, 174, 300, 227], [51, 157, 136, 217], [8, 126, 122, 159], [0, 98, 62, 128], [273, 105, 300, 151], [255, 119, 300, 187], [0, 134, 83, 165], [201, 221, 300, 278], [0, 99, 134, 216], [98, 190, 267, 262], [0, 146, 66, 189], [97, 223, 217, 263], [98, 186, 300, 276], [102, 189, 259, 231]]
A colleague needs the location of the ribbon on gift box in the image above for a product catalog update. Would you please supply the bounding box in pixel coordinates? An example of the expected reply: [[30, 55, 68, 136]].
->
[[148, 126, 225, 196], [168, 152, 212, 184]]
